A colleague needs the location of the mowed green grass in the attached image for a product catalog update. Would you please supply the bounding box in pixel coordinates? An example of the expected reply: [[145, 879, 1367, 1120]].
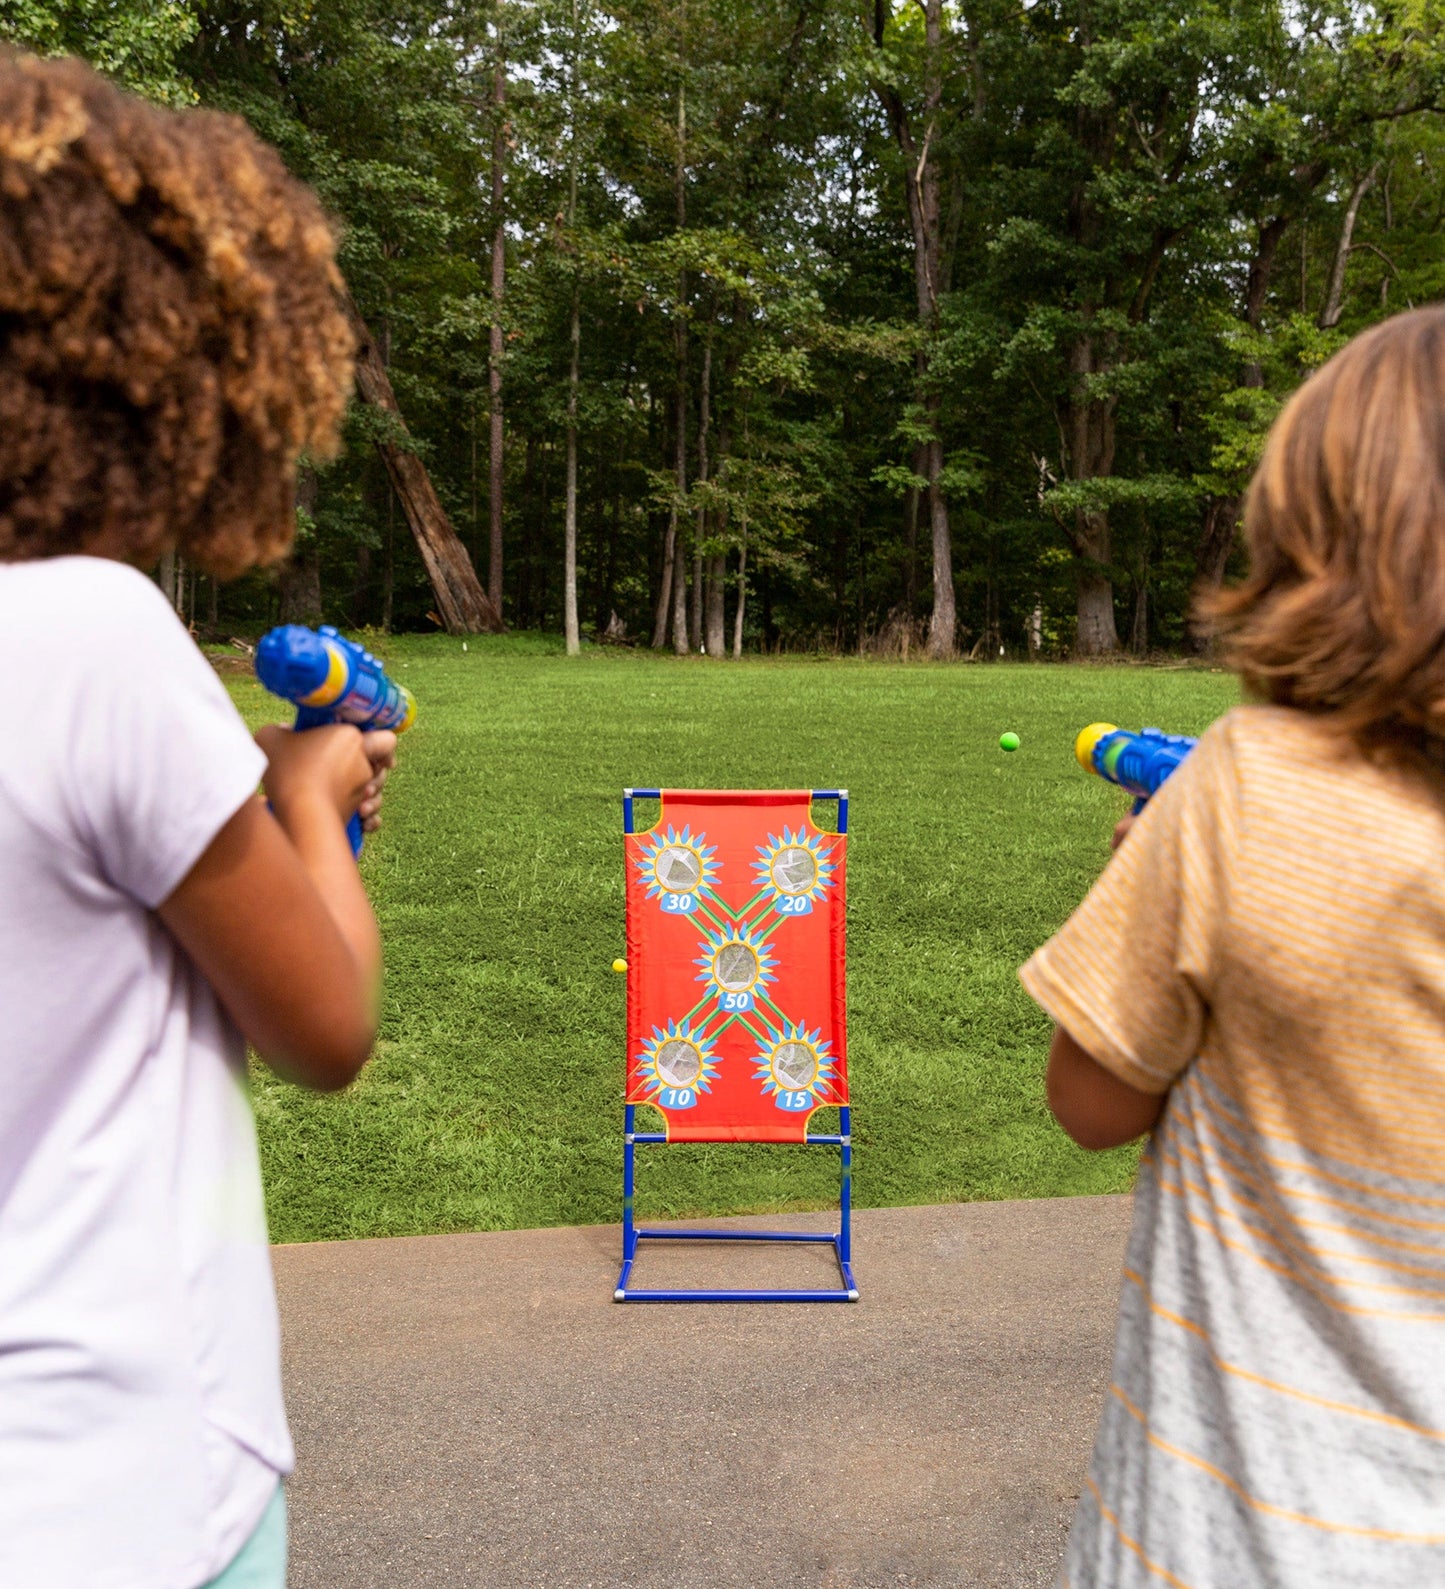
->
[[226, 637, 1239, 1243]]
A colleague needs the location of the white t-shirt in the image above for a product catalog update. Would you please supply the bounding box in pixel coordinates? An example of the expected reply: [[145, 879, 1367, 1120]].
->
[[0, 557, 292, 1589]]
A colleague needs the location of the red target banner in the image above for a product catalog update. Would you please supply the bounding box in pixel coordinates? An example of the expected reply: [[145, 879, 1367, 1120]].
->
[[625, 791, 848, 1143]]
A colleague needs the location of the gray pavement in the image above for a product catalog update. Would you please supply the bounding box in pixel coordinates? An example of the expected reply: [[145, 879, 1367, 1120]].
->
[[273, 1195, 1132, 1589]]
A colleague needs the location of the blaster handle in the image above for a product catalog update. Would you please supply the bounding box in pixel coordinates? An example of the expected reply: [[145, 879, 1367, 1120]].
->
[[289, 704, 366, 855]]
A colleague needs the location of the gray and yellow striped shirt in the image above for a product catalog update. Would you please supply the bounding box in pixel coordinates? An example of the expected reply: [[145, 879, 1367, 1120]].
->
[[1022, 705, 1445, 1588]]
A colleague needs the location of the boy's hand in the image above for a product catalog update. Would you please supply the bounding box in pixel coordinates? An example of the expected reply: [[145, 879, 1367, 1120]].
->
[[1111, 814, 1135, 850], [256, 722, 377, 825]]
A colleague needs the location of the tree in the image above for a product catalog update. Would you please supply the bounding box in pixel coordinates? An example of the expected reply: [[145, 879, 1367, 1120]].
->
[[864, 0, 958, 657]]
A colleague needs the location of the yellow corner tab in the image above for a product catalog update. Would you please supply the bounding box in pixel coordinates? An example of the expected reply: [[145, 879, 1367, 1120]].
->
[[1075, 722, 1118, 775], [397, 686, 417, 734], [298, 640, 348, 708]]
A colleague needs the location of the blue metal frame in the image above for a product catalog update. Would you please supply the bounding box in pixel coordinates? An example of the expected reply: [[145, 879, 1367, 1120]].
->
[[615, 788, 857, 1303]]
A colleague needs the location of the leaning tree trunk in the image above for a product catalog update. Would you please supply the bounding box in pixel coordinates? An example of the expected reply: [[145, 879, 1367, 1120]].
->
[[346, 301, 504, 634]]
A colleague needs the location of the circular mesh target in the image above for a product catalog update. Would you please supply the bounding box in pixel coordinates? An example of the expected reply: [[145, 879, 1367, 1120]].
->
[[655, 845, 702, 893], [771, 846, 818, 895], [771, 1041, 818, 1090], [655, 1039, 702, 1087], [714, 941, 760, 990]]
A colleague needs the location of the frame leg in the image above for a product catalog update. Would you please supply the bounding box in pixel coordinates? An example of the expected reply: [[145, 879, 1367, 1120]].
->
[[616, 1107, 859, 1302], [615, 1106, 638, 1300]]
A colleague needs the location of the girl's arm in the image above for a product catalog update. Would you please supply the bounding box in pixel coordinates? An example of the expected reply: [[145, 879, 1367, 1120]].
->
[[157, 724, 395, 1091], [1046, 1026, 1166, 1149]]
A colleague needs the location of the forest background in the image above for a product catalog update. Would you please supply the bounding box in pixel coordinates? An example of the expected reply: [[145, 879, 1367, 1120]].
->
[[6, 1, 1445, 659]]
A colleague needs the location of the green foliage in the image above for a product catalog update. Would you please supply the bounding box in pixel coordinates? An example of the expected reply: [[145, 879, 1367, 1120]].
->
[[0, 0, 196, 101], [12, 0, 1445, 651], [229, 641, 1240, 1239]]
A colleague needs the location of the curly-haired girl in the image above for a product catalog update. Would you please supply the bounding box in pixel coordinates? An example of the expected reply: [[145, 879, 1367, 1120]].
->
[[0, 50, 391, 1589], [1025, 305, 1445, 1587]]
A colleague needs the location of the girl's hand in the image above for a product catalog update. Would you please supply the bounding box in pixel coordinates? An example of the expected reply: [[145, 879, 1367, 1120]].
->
[[1111, 814, 1136, 851], [255, 722, 376, 824]]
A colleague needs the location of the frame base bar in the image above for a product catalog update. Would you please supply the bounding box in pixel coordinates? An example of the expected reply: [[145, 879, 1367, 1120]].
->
[[616, 1286, 858, 1303], [632, 1228, 837, 1243], [615, 1233, 857, 1302]]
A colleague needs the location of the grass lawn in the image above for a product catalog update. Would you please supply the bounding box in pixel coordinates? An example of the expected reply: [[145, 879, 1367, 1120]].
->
[[226, 636, 1240, 1243]]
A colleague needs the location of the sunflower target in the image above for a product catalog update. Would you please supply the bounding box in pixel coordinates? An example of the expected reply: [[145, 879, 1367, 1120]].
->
[[754, 827, 836, 916], [635, 825, 719, 914]]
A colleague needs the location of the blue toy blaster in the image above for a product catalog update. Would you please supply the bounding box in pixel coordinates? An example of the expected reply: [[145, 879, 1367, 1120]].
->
[[255, 624, 416, 854], [1075, 722, 1196, 811]]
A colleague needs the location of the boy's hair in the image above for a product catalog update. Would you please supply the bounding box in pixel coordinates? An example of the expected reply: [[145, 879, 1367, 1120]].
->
[[0, 51, 353, 577], [1205, 306, 1445, 750]]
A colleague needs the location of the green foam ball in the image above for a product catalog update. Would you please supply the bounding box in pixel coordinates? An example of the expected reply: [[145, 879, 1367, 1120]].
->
[[999, 731, 1020, 752]]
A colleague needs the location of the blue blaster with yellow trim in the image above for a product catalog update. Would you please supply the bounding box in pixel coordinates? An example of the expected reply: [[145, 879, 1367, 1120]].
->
[[254, 624, 416, 854], [1074, 722, 1196, 811]]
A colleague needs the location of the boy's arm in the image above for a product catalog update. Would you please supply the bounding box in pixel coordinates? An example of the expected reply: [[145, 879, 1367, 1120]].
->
[[157, 724, 394, 1092], [1046, 1026, 1166, 1149], [1041, 812, 1169, 1149]]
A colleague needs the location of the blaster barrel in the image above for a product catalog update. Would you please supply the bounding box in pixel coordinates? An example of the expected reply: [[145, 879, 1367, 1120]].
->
[[255, 625, 415, 734], [1074, 722, 1196, 804], [254, 624, 415, 854]]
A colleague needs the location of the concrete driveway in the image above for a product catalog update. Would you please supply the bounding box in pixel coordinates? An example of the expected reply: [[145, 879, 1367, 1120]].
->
[[273, 1195, 1132, 1589]]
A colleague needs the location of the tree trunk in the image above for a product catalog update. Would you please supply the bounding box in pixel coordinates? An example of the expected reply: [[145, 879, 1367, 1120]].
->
[[277, 549, 321, 625], [522, 433, 538, 627], [1074, 572, 1115, 655], [869, 0, 954, 658], [705, 553, 726, 656], [924, 390, 954, 657], [562, 0, 583, 656], [653, 479, 678, 644], [351, 541, 372, 627], [1318, 166, 1378, 330], [688, 546, 703, 649], [732, 522, 747, 659], [669, 325, 689, 654], [1242, 214, 1290, 383], [563, 284, 581, 656], [277, 468, 323, 625], [667, 77, 690, 656], [904, 442, 924, 615], [696, 335, 720, 656], [1064, 330, 1120, 655], [603, 453, 622, 634], [346, 300, 504, 634], [1130, 542, 1150, 655], [488, 55, 507, 614], [670, 512, 688, 653], [382, 486, 395, 632], [157, 548, 180, 613], [1199, 495, 1242, 588]]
